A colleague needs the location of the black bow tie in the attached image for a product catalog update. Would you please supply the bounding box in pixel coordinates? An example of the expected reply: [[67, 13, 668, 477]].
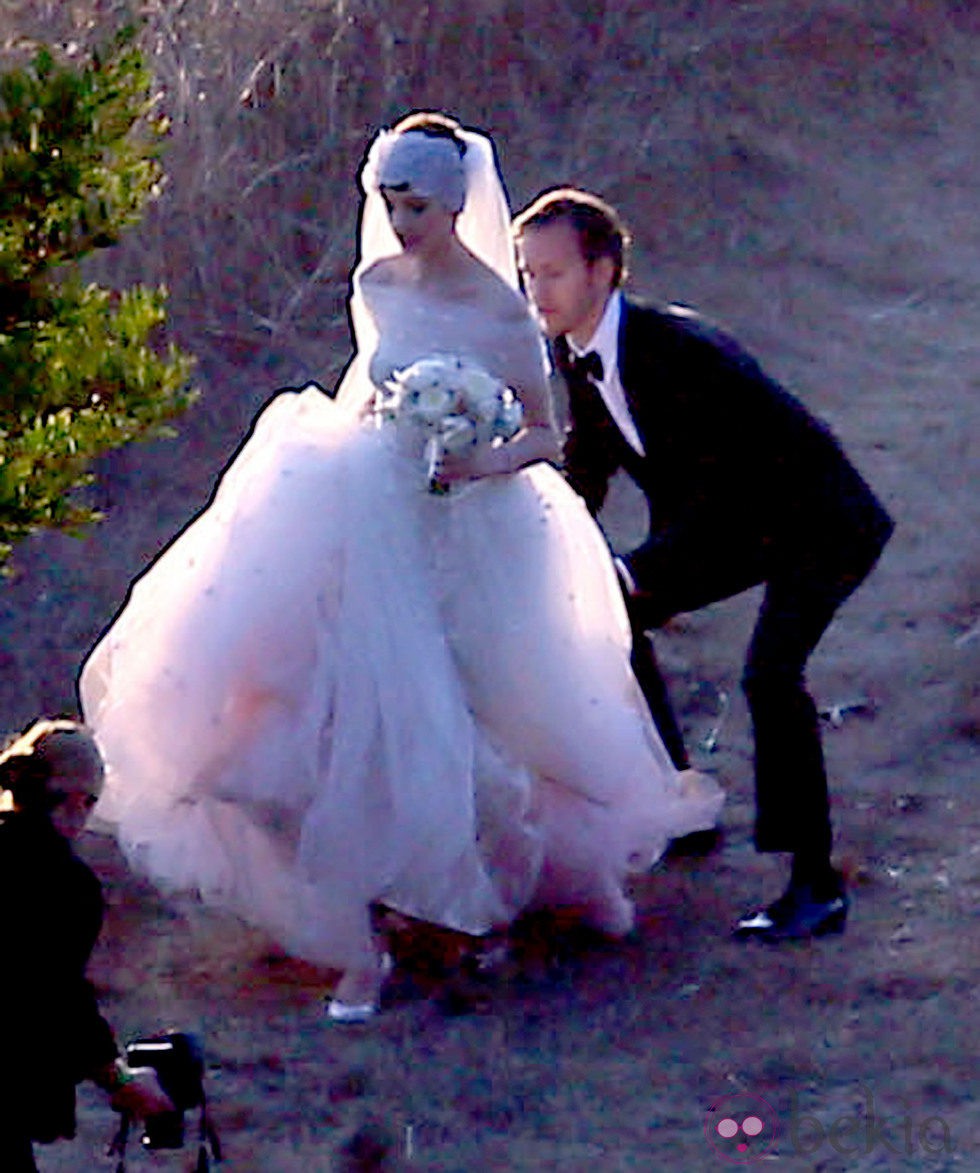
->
[[569, 349, 604, 384]]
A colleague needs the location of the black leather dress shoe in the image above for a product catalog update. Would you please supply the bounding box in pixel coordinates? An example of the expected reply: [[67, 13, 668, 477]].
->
[[733, 881, 849, 942]]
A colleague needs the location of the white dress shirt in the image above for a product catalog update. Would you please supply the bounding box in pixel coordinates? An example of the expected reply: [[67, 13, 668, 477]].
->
[[566, 290, 646, 457]]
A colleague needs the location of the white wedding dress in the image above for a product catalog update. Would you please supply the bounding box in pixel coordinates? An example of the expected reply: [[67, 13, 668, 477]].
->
[[80, 128, 722, 971]]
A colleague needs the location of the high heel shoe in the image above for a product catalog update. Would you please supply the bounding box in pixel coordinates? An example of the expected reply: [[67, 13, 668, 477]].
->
[[326, 953, 393, 1023], [326, 998, 377, 1024]]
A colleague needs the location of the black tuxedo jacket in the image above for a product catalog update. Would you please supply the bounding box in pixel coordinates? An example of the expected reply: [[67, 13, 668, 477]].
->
[[556, 298, 893, 610]]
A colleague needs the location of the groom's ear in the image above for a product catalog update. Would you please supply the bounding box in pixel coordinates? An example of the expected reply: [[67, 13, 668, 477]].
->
[[589, 254, 616, 296]]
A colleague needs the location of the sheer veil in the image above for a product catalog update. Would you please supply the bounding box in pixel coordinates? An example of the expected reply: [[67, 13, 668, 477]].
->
[[335, 126, 519, 415]]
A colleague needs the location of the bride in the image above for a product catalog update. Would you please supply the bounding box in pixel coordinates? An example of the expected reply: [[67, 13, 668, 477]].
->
[[79, 112, 722, 1020]]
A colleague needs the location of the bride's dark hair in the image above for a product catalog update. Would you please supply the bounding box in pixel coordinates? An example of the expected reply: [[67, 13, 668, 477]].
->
[[391, 111, 467, 157]]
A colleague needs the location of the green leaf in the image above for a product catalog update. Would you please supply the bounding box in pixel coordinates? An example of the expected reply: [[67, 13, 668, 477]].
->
[[0, 27, 196, 572]]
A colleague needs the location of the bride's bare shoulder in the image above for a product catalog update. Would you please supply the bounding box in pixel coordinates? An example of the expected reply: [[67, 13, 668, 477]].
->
[[359, 256, 403, 289], [474, 264, 533, 324]]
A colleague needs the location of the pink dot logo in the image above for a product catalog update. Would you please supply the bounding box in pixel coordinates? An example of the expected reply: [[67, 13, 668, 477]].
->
[[705, 1093, 779, 1163]]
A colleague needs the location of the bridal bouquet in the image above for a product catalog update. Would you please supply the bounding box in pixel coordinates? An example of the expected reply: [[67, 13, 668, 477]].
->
[[379, 354, 524, 492]]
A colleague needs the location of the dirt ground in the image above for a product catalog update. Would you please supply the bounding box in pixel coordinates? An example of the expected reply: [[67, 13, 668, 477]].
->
[[36, 712, 980, 1172], [2, 2, 978, 1170]]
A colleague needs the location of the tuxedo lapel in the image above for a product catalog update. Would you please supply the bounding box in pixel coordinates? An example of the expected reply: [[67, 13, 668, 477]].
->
[[617, 299, 657, 448]]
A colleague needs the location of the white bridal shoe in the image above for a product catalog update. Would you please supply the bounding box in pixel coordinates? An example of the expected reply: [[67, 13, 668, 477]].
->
[[326, 953, 393, 1023]]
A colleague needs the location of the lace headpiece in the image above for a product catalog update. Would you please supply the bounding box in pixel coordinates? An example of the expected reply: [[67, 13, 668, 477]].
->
[[370, 130, 467, 214]]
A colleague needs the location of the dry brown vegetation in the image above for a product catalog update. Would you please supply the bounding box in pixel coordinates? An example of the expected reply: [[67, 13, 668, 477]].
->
[[1, 2, 978, 1169]]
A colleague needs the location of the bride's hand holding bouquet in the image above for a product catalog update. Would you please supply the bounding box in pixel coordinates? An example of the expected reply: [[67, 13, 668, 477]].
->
[[380, 354, 525, 492]]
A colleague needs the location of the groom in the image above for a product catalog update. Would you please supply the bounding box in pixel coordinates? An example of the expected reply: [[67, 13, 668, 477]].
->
[[513, 188, 894, 941]]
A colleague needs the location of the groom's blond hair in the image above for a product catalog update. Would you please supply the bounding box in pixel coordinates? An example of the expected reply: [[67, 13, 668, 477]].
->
[[513, 187, 631, 289]]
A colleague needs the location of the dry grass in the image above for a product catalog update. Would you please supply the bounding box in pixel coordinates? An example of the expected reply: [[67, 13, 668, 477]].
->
[[2, 0, 973, 374]]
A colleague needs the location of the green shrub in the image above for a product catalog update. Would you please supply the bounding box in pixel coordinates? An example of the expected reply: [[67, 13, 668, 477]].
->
[[0, 27, 195, 570]]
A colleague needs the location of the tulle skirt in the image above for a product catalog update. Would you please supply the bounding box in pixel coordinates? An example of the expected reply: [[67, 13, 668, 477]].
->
[[80, 388, 722, 968]]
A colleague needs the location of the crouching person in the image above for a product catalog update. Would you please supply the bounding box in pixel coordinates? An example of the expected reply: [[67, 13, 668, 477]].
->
[[0, 719, 173, 1171]]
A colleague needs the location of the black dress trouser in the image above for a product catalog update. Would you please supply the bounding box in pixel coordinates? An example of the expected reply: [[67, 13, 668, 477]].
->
[[625, 542, 886, 860]]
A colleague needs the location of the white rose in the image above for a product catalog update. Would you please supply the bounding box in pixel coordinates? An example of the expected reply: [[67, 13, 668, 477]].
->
[[389, 357, 458, 425], [409, 380, 457, 425], [441, 415, 479, 454], [458, 364, 506, 423]]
